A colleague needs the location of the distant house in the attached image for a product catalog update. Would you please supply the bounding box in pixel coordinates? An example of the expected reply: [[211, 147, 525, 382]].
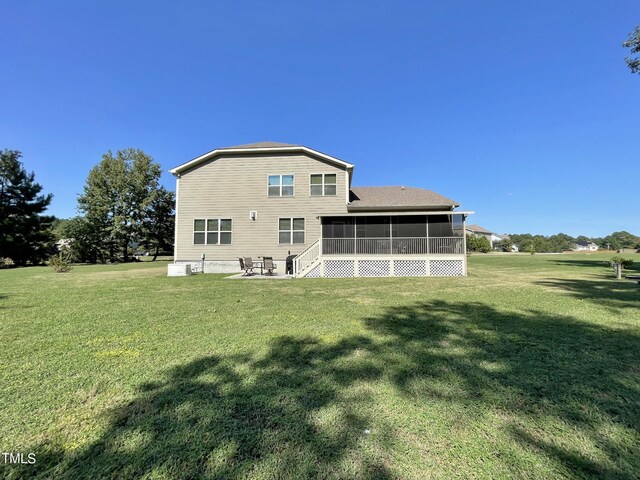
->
[[574, 241, 598, 252], [169, 142, 473, 277], [465, 224, 501, 248], [495, 234, 519, 252]]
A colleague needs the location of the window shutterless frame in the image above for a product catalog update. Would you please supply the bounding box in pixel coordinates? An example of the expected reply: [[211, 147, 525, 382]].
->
[[193, 218, 233, 245], [267, 174, 295, 197], [278, 217, 305, 244], [309, 173, 337, 196]]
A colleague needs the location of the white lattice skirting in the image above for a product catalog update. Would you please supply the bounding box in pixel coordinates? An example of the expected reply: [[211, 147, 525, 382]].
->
[[394, 260, 428, 277], [301, 258, 465, 277], [429, 260, 464, 276], [324, 260, 355, 277], [305, 264, 321, 278], [359, 260, 391, 277]]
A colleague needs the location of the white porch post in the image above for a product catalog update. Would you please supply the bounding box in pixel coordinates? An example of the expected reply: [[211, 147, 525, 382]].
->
[[389, 215, 393, 254], [426, 215, 430, 254], [462, 214, 468, 276], [354, 217, 357, 254]]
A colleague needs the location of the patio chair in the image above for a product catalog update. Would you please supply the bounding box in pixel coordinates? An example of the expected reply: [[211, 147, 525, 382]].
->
[[239, 257, 254, 276], [262, 256, 276, 276], [242, 257, 256, 276]]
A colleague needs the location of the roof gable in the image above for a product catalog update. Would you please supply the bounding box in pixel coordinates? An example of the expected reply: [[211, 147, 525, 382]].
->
[[170, 142, 354, 175]]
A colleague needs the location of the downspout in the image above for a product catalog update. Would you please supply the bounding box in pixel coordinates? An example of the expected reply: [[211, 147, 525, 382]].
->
[[345, 169, 350, 207]]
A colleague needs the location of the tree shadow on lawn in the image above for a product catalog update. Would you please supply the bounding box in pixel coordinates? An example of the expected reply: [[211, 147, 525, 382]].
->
[[363, 300, 639, 478], [7, 337, 393, 480], [552, 259, 614, 269], [6, 301, 639, 479], [552, 258, 640, 273], [536, 278, 640, 310]]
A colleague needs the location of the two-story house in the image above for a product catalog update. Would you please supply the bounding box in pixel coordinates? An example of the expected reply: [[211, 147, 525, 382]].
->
[[170, 142, 472, 277]]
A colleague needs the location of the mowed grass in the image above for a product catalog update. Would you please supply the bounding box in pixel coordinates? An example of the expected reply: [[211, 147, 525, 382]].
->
[[0, 254, 639, 479]]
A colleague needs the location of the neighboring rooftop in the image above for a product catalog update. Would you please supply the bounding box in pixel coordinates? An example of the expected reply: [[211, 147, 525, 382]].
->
[[348, 186, 458, 211], [466, 224, 494, 234]]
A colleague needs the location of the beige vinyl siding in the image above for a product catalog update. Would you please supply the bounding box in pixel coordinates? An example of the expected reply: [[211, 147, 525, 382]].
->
[[176, 152, 349, 261]]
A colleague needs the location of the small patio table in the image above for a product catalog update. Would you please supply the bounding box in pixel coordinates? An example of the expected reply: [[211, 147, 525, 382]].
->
[[254, 260, 264, 275]]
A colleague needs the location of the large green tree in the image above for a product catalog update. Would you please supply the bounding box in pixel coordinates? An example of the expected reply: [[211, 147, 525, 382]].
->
[[600, 231, 640, 250], [139, 186, 175, 260], [54, 216, 103, 263], [623, 26, 640, 74], [78, 149, 172, 263], [0, 150, 55, 265]]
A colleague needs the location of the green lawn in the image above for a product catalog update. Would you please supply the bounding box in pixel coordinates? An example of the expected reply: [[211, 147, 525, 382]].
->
[[1, 254, 639, 479]]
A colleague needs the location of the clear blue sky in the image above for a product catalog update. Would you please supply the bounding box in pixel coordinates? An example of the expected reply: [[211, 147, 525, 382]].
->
[[2, 1, 638, 237]]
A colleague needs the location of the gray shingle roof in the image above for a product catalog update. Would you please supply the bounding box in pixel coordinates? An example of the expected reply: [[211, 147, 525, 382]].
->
[[219, 141, 300, 149], [466, 224, 493, 234], [575, 240, 596, 247], [348, 186, 458, 210]]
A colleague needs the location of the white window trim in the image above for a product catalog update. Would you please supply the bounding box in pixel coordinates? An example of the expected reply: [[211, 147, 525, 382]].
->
[[267, 174, 295, 197], [193, 218, 233, 245], [278, 217, 305, 245], [309, 173, 337, 196]]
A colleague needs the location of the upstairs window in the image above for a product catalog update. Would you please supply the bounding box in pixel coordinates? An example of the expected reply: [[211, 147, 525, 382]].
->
[[310, 173, 337, 196], [194, 218, 232, 245], [279, 218, 305, 244], [268, 175, 294, 197]]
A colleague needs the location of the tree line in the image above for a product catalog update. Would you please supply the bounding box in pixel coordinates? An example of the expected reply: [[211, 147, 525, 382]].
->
[[492, 231, 640, 254], [0, 148, 174, 267]]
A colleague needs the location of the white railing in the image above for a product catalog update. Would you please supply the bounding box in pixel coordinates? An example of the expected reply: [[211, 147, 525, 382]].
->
[[429, 237, 464, 254], [293, 239, 320, 275], [322, 237, 464, 255]]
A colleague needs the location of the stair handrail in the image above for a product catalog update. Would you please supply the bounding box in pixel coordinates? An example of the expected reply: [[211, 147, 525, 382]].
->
[[293, 238, 320, 276]]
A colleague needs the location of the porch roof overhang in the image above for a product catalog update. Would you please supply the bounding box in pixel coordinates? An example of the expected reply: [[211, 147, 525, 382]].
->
[[319, 210, 475, 217]]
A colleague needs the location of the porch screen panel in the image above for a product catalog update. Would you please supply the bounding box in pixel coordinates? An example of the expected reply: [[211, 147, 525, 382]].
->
[[428, 215, 454, 237], [394, 215, 427, 237], [451, 214, 464, 237], [322, 217, 354, 238], [356, 217, 390, 238]]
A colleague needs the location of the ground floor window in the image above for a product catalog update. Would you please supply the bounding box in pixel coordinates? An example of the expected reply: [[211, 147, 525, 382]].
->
[[279, 218, 305, 244], [193, 218, 232, 245]]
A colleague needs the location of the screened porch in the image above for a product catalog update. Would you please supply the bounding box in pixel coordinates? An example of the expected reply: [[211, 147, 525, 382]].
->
[[321, 214, 466, 255]]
